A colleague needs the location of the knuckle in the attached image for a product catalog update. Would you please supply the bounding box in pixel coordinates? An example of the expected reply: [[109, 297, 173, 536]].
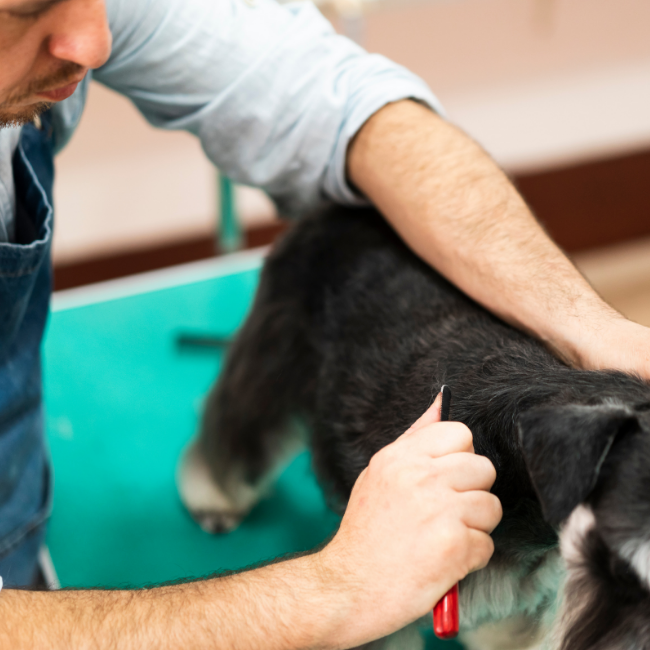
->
[[477, 492, 502, 522], [471, 535, 495, 572], [482, 534, 495, 559], [478, 454, 497, 481], [490, 494, 503, 519], [452, 423, 473, 450], [453, 452, 479, 476]]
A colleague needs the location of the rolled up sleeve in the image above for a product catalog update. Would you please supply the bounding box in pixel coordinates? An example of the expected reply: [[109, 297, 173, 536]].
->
[[98, 0, 443, 215]]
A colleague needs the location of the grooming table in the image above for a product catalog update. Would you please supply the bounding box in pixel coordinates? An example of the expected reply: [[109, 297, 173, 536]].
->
[[44, 250, 459, 649]]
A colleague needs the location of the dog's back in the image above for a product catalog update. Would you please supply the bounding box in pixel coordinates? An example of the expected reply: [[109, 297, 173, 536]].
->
[[266, 205, 546, 506]]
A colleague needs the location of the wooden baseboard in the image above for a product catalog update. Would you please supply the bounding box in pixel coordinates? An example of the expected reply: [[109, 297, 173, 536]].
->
[[514, 148, 650, 253], [53, 146, 650, 290], [53, 222, 288, 291]]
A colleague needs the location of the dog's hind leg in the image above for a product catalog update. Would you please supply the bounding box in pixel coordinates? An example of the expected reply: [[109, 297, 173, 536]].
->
[[177, 266, 317, 533]]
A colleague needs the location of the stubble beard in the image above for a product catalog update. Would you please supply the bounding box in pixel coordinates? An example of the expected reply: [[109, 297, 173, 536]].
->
[[0, 102, 54, 129], [0, 62, 84, 130]]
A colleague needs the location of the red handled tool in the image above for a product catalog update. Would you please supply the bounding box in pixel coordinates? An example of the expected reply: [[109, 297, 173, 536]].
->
[[433, 385, 460, 640]]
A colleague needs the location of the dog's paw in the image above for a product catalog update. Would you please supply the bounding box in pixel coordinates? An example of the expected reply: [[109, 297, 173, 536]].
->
[[189, 509, 247, 534], [177, 440, 259, 534]]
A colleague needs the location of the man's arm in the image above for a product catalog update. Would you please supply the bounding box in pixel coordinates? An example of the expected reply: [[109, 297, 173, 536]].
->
[[348, 100, 650, 377], [0, 396, 501, 650], [1, 556, 345, 650]]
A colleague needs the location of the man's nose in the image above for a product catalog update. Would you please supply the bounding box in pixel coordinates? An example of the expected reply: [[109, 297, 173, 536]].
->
[[47, 0, 112, 71]]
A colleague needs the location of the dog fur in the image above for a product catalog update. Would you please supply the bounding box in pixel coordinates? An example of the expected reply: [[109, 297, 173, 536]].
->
[[178, 205, 650, 650]]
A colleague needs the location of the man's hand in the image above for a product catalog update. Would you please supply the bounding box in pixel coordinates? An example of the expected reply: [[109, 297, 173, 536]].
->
[[347, 100, 650, 381], [0, 393, 499, 650], [555, 314, 650, 380], [318, 391, 501, 648]]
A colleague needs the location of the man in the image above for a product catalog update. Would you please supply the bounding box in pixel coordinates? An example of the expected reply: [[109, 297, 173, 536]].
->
[[0, 0, 647, 646]]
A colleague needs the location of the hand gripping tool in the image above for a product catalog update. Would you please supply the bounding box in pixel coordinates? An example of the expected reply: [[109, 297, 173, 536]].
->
[[432, 385, 460, 640]]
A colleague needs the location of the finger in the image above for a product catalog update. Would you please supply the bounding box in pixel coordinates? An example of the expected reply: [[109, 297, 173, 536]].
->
[[456, 490, 503, 534], [406, 391, 442, 434], [406, 421, 475, 457], [429, 452, 496, 491], [466, 529, 495, 573]]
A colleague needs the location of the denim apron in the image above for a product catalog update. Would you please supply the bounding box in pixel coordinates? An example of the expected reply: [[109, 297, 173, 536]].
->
[[0, 113, 54, 586]]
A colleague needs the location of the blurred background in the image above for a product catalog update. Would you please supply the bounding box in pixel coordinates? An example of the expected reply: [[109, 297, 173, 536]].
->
[[53, 0, 650, 324]]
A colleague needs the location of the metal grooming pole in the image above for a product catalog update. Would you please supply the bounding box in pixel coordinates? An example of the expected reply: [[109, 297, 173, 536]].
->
[[217, 173, 243, 254], [174, 173, 241, 350]]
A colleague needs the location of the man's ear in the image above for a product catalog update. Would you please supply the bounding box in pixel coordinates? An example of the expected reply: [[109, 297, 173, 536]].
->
[[518, 404, 637, 527]]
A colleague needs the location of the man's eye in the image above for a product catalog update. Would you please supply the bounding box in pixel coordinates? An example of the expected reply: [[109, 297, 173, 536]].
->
[[5, 1, 59, 19], [9, 6, 49, 18]]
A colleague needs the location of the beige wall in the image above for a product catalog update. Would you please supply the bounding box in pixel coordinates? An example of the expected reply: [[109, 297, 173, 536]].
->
[[53, 0, 650, 264], [53, 85, 276, 264], [363, 0, 650, 169]]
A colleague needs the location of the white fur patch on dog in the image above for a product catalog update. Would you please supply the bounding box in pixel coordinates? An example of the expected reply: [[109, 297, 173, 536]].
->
[[560, 505, 596, 566], [462, 614, 545, 650], [461, 508, 598, 650], [460, 549, 562, 633], [620, 539, 650, 590], [547, 505, 598, 650]]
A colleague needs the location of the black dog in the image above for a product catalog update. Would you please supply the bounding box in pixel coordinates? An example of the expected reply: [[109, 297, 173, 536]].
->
[[178, 205, 650, 650]]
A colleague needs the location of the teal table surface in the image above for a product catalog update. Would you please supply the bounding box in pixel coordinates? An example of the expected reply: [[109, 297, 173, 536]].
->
[[43, 253, 461, 649]]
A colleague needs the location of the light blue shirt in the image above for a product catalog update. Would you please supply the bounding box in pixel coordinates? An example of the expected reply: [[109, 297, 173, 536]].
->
[[0, 0, 442, 239]]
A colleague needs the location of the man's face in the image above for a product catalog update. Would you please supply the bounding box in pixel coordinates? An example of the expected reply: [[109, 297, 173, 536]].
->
[[0, 0, 112, 128]]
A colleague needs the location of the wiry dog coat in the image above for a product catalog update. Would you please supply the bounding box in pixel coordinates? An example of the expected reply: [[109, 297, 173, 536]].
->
[[179, 206, 650, 650]]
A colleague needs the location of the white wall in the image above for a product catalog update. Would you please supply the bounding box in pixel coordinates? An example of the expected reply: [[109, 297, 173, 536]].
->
[[53, 0, 650, 263]]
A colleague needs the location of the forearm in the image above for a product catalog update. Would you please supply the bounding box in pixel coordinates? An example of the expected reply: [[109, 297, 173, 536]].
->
[[347, 100, 623, 368], [0, 554, 347, 650], [0, 396, 501, 649]]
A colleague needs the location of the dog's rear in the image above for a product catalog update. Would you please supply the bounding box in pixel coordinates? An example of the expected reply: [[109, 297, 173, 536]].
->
[[178, 208, 382, 530], [179, 206, 650, 650]]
